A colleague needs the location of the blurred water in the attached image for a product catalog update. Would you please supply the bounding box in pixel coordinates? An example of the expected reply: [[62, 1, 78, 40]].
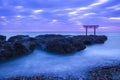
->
[[0, 32, 120, 78]]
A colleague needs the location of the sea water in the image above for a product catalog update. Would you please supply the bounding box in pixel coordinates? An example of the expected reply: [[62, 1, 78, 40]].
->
[[0, 32, 120, 78]]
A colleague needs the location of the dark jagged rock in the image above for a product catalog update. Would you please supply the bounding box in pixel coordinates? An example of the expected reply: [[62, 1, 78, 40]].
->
[[36, 34, 65, 39], [67, 37, 86, 51], [73, 35, 107, 45], [8, 35, 36, 51], [35, 34, 86, 53], [0, 35, 7, 52], [0, 35, 36, 61], [8, 35, 30, 42], [0, 35, 6, 42], [0, 42, 14, 61], [3, 75, 84, 80], [35, 34, 68, 49], [72, 36, 94, 45], [0, 34, 107, 61], [91, 35, 108, 43], [0, 41, 36, 61], [45, 38, 77, 53], [87, 65, 120, 80], [35, 34, 107, 53], [82, 37, 94, 45]]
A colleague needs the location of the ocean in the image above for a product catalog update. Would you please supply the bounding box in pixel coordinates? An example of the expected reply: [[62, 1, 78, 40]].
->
[[0, 32, 120, 78]]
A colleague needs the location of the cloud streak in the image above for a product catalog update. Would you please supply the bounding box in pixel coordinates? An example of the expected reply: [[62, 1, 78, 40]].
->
[[0, 0, 120, 32]]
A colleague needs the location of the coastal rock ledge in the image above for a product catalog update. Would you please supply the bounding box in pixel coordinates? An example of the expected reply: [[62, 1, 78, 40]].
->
[[0, 34, 107, 61]]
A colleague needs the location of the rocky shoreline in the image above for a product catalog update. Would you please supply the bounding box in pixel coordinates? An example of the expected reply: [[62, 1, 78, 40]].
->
[[0, 34, 107, 62], [0, 34, 120, 80], [3, 75, 85, 80], [3, 64, 120, 80], [0, 34, 110, 80], [87, 64, 120, 80]]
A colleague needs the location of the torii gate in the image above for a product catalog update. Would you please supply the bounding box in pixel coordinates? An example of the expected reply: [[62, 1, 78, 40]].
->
[[83, 25, 99, 36]]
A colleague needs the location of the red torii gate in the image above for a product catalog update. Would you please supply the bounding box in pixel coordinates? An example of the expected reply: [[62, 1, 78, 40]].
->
[[83, 25, 99, 36]]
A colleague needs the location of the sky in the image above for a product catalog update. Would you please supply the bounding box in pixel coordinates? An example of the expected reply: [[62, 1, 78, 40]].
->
[[0, 0, 120, 32]]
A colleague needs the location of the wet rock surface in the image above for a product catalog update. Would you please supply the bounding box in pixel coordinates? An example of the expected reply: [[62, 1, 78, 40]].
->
[[35, 34, 107, 53], [0, 35, 36, 62], [0, 35, 6, 42], [0, 35, 6, 47], [73, 35, 107, 45], [4, 75, 85, 80], [87, 65, 120, 80], [2, 64, 120, 80], [35, 34, 87, 53], [45, 38, 86, 53], [0, 34, 107, 61]]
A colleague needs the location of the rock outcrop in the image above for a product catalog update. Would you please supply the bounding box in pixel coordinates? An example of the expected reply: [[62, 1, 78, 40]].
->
[[35, 34, 86, 53], [0, 34, 107, 61], [0, 35, 36, 61], [45, 38, 86, 53], [73, 35, 107, 45], [35, 34, 107, 53]]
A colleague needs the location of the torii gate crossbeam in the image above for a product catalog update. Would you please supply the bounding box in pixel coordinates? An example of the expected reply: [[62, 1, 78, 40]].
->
[[83, 25, 99, 36]]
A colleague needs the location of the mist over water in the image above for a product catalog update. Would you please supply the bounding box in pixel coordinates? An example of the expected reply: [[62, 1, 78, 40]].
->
[[0, 32, 120, 78]]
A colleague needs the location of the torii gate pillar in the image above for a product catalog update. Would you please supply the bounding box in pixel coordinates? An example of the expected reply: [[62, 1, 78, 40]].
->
[[83, 25, 99, 36]]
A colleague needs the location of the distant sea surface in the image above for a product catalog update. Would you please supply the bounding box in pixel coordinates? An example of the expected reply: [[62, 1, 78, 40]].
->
[[0, 32, 120, 78]]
